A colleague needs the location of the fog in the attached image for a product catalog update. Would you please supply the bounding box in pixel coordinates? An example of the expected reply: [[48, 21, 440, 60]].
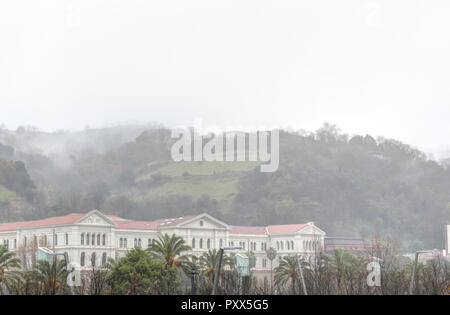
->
[[1, 0, 450, 157]]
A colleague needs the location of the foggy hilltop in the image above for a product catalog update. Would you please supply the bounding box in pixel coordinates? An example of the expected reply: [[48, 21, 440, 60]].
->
[[0, 123, 448, 251]]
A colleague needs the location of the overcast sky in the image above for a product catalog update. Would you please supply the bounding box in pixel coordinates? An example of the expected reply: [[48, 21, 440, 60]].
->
[[1, 0, 450, 157]]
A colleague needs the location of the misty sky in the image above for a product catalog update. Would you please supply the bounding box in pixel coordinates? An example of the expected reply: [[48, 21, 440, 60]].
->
[[1, 1, 450, 157]]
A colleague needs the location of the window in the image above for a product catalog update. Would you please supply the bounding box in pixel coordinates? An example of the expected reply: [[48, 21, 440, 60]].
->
[[134, 238, 137, 247], [65, 233, 69, 245], [54, 234, 58, 246], [262, 259, 267, 268], [80, 252, 85, 267], [24, 236, 27, 247], [91, 252, 96, 267], [199, 239, 203, 249], [287, 241, 290, 250], [219, 239, 223, 248], [291, 241, 294, 251], [81, 233, 84, 245], [148, 238, 152, 248], [138, 239, 142, 248], [124, 238, 127, 248], [192, 238, 196, 248], [102, 234, 106, 246], [86, 233, 90, 245], [92, 234, 95, 245], [207, 239, 211, 249], [97, 234, 100, 246], [276, 241, 279, 250], [200, 220, 204, 227], [102, 253, 107, 266], [14, 239, 16, 249], [120, 238, 123, 248]]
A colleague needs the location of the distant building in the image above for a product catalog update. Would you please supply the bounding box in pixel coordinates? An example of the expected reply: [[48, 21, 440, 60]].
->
[[0, 209, 326, 280], [324, 237, 371, 253]]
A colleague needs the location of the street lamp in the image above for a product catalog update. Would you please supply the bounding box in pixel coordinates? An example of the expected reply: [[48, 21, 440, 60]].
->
[[408, 250, 434, 295], [211, 247, 243, 295]]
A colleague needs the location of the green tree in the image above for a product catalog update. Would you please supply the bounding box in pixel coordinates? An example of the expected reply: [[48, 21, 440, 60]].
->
[[147, 233, 191, 268], [106, 248, 178, 295], [199, 249, 232, 282], [274, 256, 299, 294], [0, 245, 21, 294], [32, 259, 69, 295]]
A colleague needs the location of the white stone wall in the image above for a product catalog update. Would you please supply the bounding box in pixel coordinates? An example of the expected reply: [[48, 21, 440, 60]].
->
[[1, 213, 325, 271]]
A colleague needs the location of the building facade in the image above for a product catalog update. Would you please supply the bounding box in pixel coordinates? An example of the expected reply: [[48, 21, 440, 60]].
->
[[0, 209, 326, 277]]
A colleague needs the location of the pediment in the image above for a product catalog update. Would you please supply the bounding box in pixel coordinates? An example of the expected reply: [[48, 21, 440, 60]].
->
[[298, 224, 326, 236], [177, 214, 229, 230], [76, 210, 115, 226]]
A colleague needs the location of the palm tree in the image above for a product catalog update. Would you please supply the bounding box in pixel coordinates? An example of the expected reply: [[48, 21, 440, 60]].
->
[[199, 249, 232, 282], [147, 233, 191, 268], [266, 247, 277, 294], [0, 245, 21, 294], [33, 259, 68, 295], [274, 256, 299, 294]]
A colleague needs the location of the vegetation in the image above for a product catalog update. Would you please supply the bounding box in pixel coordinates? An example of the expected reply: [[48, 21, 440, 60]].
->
[[0, 237, 448, 295], [0, 124, 449, 250]]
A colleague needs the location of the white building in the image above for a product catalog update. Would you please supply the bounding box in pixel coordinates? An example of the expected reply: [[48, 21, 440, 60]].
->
[[0, 209, 325, 278]]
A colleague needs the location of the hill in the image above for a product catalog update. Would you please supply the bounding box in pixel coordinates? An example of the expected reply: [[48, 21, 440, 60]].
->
[[0, 124, 448, 250]]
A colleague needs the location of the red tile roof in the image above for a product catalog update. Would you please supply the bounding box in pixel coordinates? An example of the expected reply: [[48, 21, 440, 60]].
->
[[266, 224, 308, 235], [106, 214, 199, 230], [230, 223, 308, 236], [230, 226, 267, 235], [0, 213, 85, 231], [0, 210, 309, 235]]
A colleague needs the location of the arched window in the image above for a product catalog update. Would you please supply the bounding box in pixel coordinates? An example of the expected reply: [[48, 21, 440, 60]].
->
[[80, 252, 85, 267], [291, 241, 294, 250], [134, 238, 137, 247], [86, 233, 90, 245], [287, 241, 290, 250], [120, 238, 123, 248], [102, 253, 107, 266], [199, 239, 203, 249], [102, 234, 106, 246], [65, 233, 69, 245], [81, 233, 84, 245], [148, 239, 152, 248], [97, 234, 100, 246], [91, 252, 96, 267], [124, 238, 127, 248], [92, 234, 95, 245], [207, 239, 211, 249], [138, 239, 142, 248]]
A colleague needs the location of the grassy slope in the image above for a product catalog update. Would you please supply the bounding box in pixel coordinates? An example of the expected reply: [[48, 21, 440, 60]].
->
[[0, 184, 21, 203], [129, 161, 260, 202]]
